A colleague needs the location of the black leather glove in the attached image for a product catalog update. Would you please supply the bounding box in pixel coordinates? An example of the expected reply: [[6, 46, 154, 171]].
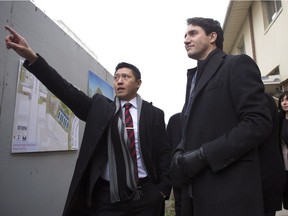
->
[[170, 150, 183, 186], [170, 150, 190, 186], [179, 147, 207, 179]]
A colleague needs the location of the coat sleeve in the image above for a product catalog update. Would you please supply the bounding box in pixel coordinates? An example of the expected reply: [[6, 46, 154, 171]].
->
[[23, 54, 92, 121], [202, 54, 272, 172]]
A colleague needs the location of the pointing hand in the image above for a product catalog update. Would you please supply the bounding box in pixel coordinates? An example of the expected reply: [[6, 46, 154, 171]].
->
[[4, 25, 38, 63]]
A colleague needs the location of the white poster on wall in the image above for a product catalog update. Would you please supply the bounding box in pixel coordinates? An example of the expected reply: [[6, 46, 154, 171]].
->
[[11, 59, 79, 153]]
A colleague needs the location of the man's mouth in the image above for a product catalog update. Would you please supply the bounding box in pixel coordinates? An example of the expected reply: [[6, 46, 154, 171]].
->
[[186, 45, 194, 51], [117, 87, 125, 92]]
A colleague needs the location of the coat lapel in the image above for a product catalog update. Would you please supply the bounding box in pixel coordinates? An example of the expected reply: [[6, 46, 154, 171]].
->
[[193, 52, 226, 98], [185, 52, 226, 123]]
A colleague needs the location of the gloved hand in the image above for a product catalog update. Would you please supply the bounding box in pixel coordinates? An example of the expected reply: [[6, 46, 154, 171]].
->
[[170, 149, 186, 187], [180, 147, 208, 179]]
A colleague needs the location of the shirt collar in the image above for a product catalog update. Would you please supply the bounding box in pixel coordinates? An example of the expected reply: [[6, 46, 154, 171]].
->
[[121, 97, 137, 109]]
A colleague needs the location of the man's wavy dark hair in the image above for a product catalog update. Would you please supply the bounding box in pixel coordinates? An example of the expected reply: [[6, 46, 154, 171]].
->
[[187, 17, 224, 50]]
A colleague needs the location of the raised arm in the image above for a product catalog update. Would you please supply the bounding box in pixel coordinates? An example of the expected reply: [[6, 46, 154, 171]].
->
[[4, 25, 38, 63]]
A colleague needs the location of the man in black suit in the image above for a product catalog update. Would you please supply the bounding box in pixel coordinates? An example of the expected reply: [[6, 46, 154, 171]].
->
[[170, 17, 278, 216], [5, 25, 171, 216]]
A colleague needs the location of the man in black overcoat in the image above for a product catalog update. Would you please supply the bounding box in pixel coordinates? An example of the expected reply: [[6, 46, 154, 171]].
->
[[5, 25, 171, 216], [170, 17, 283, 216]]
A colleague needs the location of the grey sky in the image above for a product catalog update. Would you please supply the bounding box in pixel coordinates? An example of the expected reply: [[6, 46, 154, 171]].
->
[[32, 0, 230, 122]]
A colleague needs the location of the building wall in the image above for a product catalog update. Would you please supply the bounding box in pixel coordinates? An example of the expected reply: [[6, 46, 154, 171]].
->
[[253, 1, 288, 78], [0, 2, 113, 216], [230, 17, 253, 57], [228, 1, 288, 83]]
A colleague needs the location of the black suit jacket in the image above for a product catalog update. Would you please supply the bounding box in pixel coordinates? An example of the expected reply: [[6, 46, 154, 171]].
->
[[181, 49, 273, 216], [24, 55, 171, 216]]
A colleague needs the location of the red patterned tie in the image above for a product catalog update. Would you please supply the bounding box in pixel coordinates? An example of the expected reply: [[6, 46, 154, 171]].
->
[[124, 103, 138, 180]]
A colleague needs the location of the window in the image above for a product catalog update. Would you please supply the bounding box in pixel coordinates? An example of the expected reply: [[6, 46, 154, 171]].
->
[[262, 0, 282, 27], [237, 38, 246, 54], [268, 66, 280, 76]]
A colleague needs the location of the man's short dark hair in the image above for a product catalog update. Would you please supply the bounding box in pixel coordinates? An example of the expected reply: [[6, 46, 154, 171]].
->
[[115, 62, 141, 80], [187, 17, 224, 50]]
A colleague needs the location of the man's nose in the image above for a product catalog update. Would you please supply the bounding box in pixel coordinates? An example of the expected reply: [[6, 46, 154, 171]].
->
[[184, 36, 190, 45], [117, 78, 123, 84]]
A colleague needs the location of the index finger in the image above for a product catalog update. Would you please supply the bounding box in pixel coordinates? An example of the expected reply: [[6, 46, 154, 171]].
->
[[4, 25, 19, 37]]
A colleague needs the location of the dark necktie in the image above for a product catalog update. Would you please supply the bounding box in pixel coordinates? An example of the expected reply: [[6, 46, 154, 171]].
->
[[124, 103, 138, 180]]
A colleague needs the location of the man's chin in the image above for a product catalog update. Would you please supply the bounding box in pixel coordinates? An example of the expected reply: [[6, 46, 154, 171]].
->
[[187, 53, 197, 60], [117, 94, 127, 100]]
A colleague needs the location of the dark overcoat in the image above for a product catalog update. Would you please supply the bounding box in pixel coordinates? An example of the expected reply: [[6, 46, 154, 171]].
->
[[24, 56, 171, 216], [181, 50, 273, 216]]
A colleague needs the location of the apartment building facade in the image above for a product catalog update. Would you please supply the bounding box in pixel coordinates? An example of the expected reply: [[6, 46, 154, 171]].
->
[[223, 0, 288, 97]]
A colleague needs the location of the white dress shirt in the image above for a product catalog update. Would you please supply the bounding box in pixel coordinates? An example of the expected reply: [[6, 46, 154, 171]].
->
[[101, 97, 147, 180]]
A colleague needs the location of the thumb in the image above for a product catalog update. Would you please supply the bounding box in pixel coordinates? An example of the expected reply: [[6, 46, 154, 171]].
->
[[6, 41, 23, 54]]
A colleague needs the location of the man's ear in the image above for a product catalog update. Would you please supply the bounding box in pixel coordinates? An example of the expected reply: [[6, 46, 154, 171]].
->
[[210, 32, 217, 44], [137, 79, 142, 89]]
